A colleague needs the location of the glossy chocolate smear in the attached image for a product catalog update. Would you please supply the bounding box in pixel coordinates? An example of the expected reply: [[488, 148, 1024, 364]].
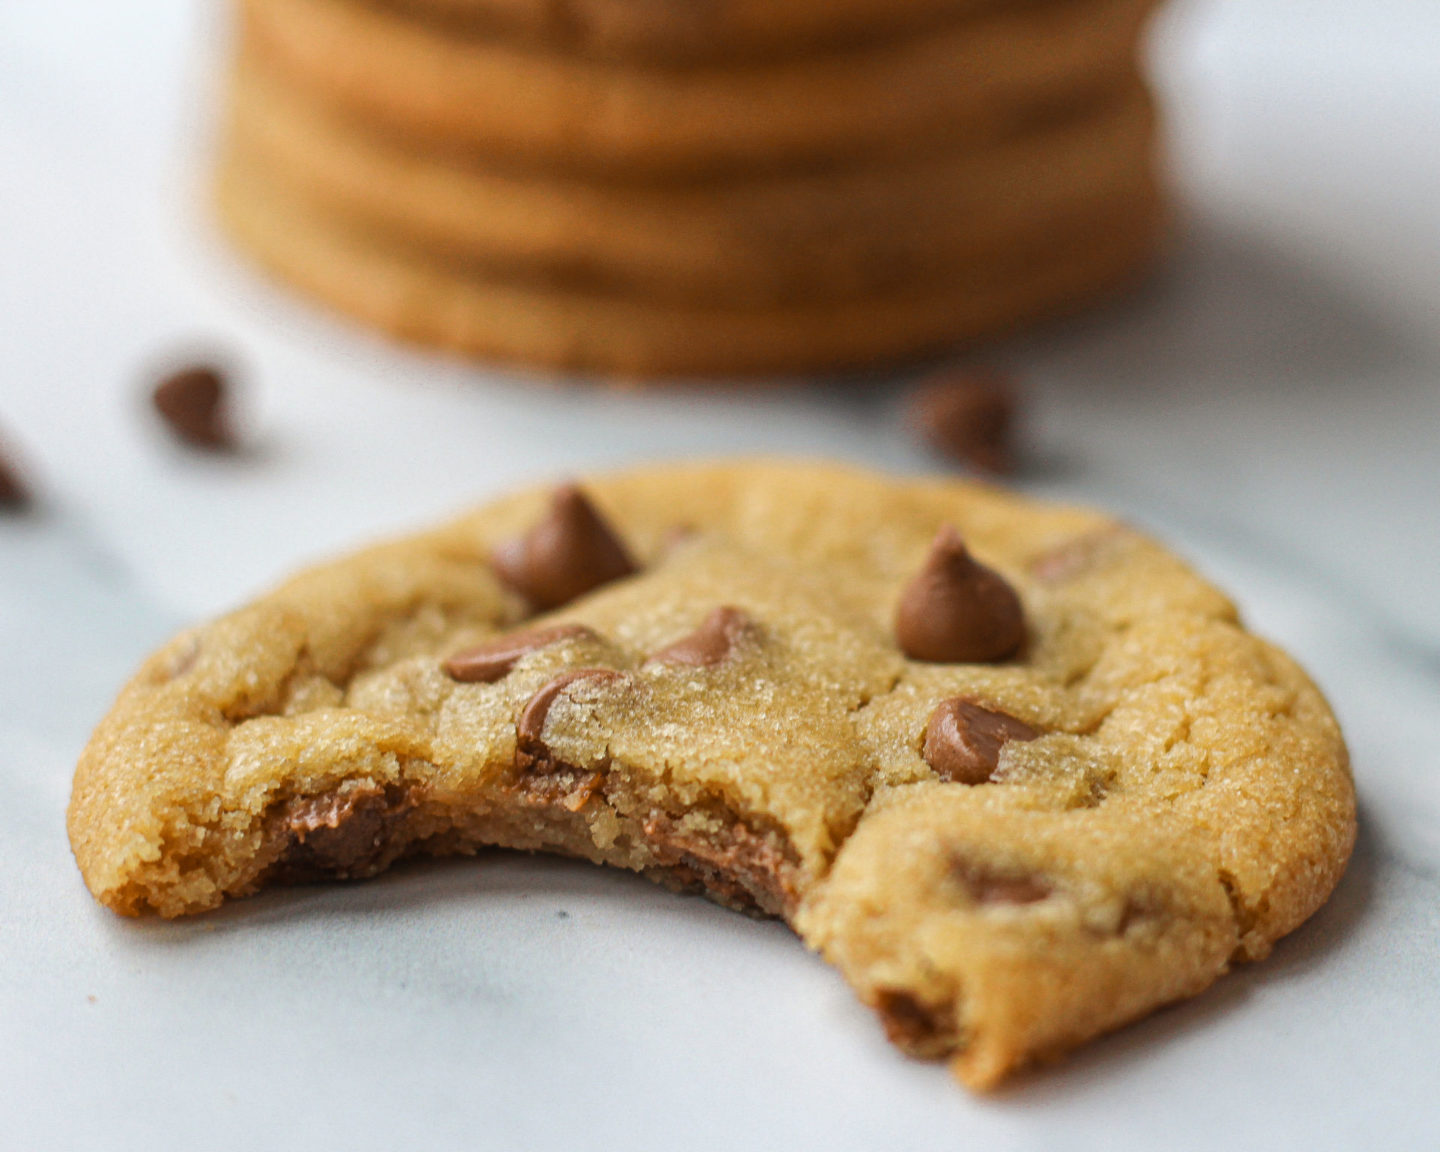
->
[[647, 606, 753, 667], [152, 364, 233, 449], [492, 484, 636, 610], [641, 811, 800, 919], [515, 667, 623, 773], [894, 526, 1025, 663], [269, 781, 418, 880], [923, 697, 1038, 785], [443, 623, 597, 683]]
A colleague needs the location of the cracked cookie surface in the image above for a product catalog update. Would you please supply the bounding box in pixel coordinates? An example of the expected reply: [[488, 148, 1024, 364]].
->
[[67, 460, 1354, 1089]]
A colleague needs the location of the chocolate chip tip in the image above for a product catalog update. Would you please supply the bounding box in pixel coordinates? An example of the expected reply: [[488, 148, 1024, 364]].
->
[[895, 527, 1027, 664], [492, 483, 637, 610]]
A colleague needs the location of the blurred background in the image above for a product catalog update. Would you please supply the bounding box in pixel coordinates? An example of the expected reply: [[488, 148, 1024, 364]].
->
[[2, 0, 1435, 637], [2, 2, 1437, 1147]]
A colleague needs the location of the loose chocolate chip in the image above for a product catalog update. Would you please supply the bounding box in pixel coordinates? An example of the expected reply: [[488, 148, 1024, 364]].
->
[[492, 484, 636, 610], [647, 606, 753, 667], [923, 698, 1039, 784], [515, 667, 623, 772], [443, 623, 597, 683], [907, 366, 1018, 475], [0, 439, 33, 511], [894, 526, 1025, 663], [152, 364, 233, 450], [951, 858, 1052, 905]]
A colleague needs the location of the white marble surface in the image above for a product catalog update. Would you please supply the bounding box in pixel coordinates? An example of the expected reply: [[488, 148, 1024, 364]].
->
[[2, 2, 1438, 1148]]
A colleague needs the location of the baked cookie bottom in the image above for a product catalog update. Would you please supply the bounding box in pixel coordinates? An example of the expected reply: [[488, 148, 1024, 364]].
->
[[226, 48, 1159, 305], [69, 462, 1355, 1089], [213, 150, 1164, 378]]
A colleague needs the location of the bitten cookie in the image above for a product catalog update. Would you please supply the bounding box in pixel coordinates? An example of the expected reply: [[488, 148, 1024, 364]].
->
[[68, 461, 1355, 1088]]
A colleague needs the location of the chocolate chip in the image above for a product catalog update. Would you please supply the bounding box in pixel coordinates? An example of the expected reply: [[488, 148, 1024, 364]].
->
[[0, 437, 33, 511], [646, 606, 753, 667], [907, 366, 1018, 475], [923, 698, 1039, 784], [894, 526, 1025, 663], [492, 484, 636, 610], [443, 623, 597, 683], [515, 668, 623, 773], [951, 858, 1052, 905], [152, 364, 234, 450]]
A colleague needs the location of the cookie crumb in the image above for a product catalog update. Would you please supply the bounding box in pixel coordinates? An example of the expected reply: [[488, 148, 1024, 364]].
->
[[907, 366, 1018, 475], [151, 363, 235, 450]]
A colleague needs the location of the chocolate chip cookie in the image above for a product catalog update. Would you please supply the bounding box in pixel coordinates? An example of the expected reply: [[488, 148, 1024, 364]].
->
[[67, 461, 1354, 1088]]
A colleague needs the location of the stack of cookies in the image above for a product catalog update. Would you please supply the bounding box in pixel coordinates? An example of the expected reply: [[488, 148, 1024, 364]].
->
[[216, 0, 1166, 378]]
